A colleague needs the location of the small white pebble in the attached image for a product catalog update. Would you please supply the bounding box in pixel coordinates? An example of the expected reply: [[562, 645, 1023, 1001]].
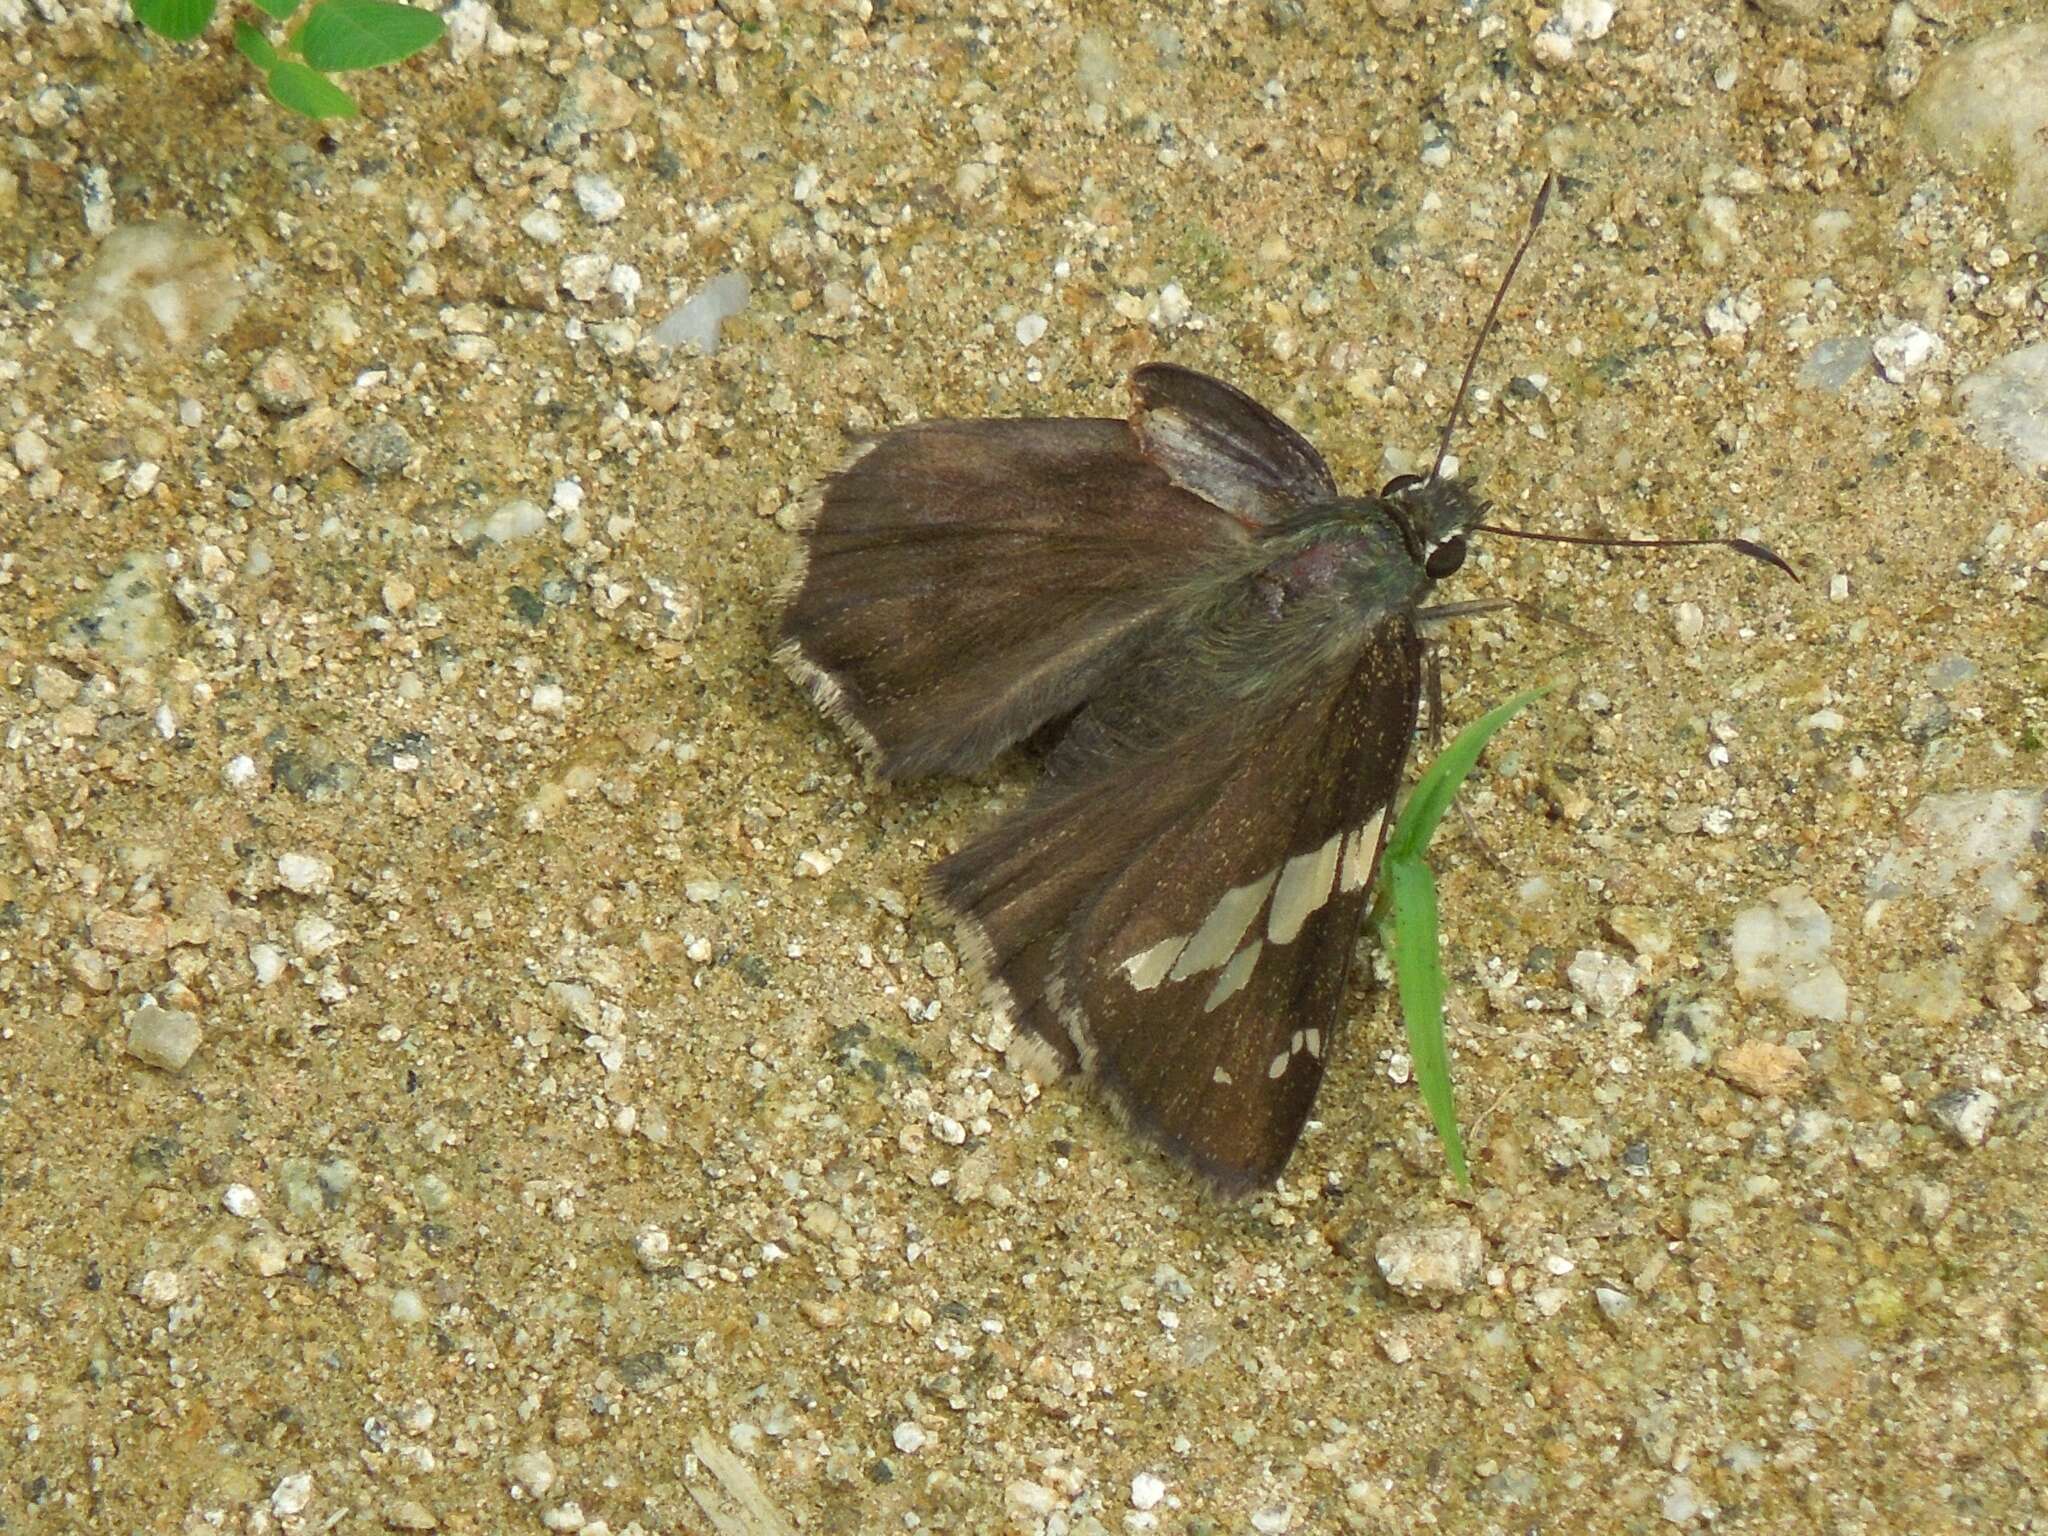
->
[[241, 1233, 289, 1277], [250, 942, 287, 986], [271, 1472, 314, 1517], [483, 498, 547, 543], [1873, 322, 1944, 383], [892, 1420, 928, 1453], [276, 852, 333, 894], [125, 1003, 201, 1072], [520, 208, 564, 245], [223, 1183, 261, 1218], [1149, 282, 1193, 329], [224, 754, 258, 789], [633, 1225, 671, 1271], [530, 682, 566, 716], [1132, 1471, 1167, 1511], [294, 914, 340, 959], [573, 172, 625, 223], [507, 1449, 557, 1498], [1016, 312, 1048, 346]]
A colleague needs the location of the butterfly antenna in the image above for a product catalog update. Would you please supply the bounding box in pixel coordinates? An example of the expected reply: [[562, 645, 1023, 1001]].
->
[[1427, 172, 1555, 484], [1469, 522, 1800, 579]]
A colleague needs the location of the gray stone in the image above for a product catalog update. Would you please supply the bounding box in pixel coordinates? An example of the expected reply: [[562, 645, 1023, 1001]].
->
[[344, 420, 416, 479], [1375, 1220, 1484, 1302], [1730, 886, 1848, 1022], [126, 1002, 201, 1071], [54, 551, 176, 663], [1928, 1087, 1998, 1148], [650, 272, 750, 357], [1867, 788, 2046, 925], [1909, 23, 2048, 238], [1956, 343, 2048, 480]]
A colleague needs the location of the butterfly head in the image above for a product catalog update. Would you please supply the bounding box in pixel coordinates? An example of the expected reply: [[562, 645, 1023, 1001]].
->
[[1378, 471, 1485, 584]]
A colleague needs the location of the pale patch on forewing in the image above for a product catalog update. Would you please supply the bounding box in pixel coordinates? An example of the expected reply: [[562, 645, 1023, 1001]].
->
[[1168, 871, 1277, 982], [1339, 808, 1387, 893], [1267, 1049, 1291, 1079], [1120, 935, 1185, 992], [1212, 1065, 1234, 1086], [1305, 1027, 1322, 1058], [1203, 939, 1263, 1013], [1267, 832, 1342, 945]]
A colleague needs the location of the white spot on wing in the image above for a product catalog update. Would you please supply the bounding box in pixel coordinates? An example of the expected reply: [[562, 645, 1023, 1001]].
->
[[1306, 1027, 1322, 1058], [1212, 1065, 1233, 1086], [1267, 1049, 1290, 1079], [1203, 939, 1263, 1013], [1340, 809, 1387, 893], [1120, 935, 1185, 992], [1170, 872, 1278, 981], [1268, 832, 1342, 945]]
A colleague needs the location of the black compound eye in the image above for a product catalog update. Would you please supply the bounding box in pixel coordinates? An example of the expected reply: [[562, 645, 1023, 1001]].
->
[[1380, 473, 1425, 496], [1424, 535, 1467, 580]]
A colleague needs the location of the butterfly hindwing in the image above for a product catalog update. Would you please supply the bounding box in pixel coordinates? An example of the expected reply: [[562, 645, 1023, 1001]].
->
[[936, 605, 1422, 1189], [1066, 640, 1417, 1188]]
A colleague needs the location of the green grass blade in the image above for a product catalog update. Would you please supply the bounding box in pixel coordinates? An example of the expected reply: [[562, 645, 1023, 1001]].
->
[[293, 0, 445, 71], [1381, 856, 1466, 1184], [1371, 682, 1553, 1185], [132, 0, 218, 41], [265, 59, 360, 117], [1381, 684, 1555, 871], [233, 19, 278, 67]]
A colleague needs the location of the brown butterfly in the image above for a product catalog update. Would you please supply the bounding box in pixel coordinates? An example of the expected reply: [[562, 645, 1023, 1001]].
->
[[777, 178, 1789, 1189]]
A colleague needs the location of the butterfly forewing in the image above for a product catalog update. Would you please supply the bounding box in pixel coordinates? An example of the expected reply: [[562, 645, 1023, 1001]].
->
[[780, 417, 1251, 779]]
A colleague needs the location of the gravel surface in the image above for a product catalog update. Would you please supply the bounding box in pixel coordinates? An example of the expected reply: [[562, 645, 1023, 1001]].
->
[[2, 1, 2044, 1532]]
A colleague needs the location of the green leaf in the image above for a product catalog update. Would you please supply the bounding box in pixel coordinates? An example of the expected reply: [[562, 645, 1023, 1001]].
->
[[265, 59, 361, 118], [1371, 683, 1554, 1186], [252, 0, 304, 20], [233, 18, 277, 67], [1382, 857, 1465, 1185], [132, 0, 218, 41], [293, 0, 445, 71]]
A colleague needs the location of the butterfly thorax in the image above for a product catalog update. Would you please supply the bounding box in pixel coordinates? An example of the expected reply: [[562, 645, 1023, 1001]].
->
[[1263, 476, 1481, 605]]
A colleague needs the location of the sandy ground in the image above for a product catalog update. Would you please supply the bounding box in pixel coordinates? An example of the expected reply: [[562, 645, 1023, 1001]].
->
[[2, 0, 2044, 1531]]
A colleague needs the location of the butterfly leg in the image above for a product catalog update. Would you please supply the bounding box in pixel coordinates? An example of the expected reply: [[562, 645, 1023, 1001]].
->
[[1419, 595, 1597, 643]]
